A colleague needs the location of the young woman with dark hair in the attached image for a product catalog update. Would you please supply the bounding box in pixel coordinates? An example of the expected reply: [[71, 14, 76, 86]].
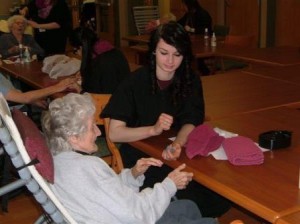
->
[[102, 21, 231, 218]]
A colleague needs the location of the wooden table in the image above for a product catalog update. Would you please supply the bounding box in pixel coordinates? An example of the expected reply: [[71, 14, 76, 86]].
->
[[0, 60, 58, 89], [123, 35, 300, 66], [275, 211, 300, 224], [216, 46, 300, 67], [202, 70, 300, 120], [122, 34, 150, 45], [243, 64, 300, 85], [130, 106, 300, 223]]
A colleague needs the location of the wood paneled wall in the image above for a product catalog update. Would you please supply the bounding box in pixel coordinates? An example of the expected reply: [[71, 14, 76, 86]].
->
[[276, 0, 300, 47], [170, 0, 300, 47], [225, 0, 259, 46]]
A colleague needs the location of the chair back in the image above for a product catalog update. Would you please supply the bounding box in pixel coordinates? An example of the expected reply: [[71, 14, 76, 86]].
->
[[90, 93, 123, 173], [86, 48, 130, 94], [0, 94, 77, 224], [132, 5, 159, 35], [224, 35, 256, 47]]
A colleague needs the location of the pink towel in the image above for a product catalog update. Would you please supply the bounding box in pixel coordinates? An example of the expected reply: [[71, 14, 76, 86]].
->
[[185, 124, 224, 159], [223, 136, 264, 165]]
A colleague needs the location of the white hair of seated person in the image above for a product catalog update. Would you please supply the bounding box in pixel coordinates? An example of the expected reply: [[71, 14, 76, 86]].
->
[[42, 93, 95, 156], [7, 15, 27, 32]]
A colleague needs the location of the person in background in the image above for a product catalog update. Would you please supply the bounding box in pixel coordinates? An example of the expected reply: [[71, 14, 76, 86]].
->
[[178, 0, 212, 75], [19, 0, 71, 56], [0, 15, 44, 59], [42, 92, 218, 224], [101, 21, 231, 218], [0, 72, 78, 109], [69, 27, 130, 94], [178, 0, 212, 35], [145, 13, 177, 34], [80, 0, 96, 31]]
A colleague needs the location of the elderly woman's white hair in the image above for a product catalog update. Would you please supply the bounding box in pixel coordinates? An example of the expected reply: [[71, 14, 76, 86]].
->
[[7, 15, 27, 31], [42, 93, 96, 156]]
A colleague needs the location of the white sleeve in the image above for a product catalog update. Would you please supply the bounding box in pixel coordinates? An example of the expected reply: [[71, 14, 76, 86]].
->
[[90, 159, 177, 223]]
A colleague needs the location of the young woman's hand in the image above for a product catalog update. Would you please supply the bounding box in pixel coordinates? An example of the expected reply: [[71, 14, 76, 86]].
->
[[131, 157, 163, 178], [162, 142, 181, 160], [27, 20, 39, 29], [32, 99, 48, 109], [150, 113, 173, 136], [168, 163, 193, 190], [55, 77, 79, 92]]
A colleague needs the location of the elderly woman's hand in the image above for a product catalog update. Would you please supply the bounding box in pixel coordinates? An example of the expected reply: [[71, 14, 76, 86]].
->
[[8, 45, 20, 54], [167, 163, 193, 190], [131, 158, 163, 179]]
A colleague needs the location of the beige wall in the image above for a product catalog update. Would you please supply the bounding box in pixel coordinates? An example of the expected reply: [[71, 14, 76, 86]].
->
[[159, 0, 170, 17], [0, 0, 15, 18]]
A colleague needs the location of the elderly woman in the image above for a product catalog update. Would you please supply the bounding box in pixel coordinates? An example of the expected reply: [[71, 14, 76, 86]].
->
[[42, 93, 217, 224], [0, 15, 44, 59]]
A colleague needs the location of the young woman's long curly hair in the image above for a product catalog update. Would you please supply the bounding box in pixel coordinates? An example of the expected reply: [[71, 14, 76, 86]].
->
[[148, 21, 194, 105]]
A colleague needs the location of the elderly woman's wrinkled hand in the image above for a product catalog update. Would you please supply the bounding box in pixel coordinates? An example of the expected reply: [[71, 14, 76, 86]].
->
[[8, 45, 20, 54], [131, 158, 163, 179], [167, 163, 193, 190]]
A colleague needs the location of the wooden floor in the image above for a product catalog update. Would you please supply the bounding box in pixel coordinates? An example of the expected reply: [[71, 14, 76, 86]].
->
[[0, 192, 42, 224], [0, 190, 266, 224]]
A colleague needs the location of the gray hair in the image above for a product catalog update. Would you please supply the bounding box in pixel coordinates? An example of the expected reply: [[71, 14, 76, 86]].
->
[[42, 93, 95, 156], [7, 15, 27, 31]]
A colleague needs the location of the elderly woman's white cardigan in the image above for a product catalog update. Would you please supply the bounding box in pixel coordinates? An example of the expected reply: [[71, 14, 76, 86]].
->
[[50, 151, 176, 224]]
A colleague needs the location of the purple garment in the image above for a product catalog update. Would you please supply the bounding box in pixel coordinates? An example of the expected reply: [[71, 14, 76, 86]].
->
[[185, 124, 224, 159], [92, 39, 114, 58], [223, 136, 264, 166], [36, 0, 53, 18]]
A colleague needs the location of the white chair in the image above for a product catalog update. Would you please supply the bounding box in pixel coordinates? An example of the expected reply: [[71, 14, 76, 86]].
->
[[0, 93, 77, 224], [132, 5, 159, 35]]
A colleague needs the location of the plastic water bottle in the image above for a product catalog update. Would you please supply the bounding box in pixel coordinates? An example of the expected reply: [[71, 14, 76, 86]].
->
[[19, 43, 24, 64], [211, 32, 217, 47], [204, 28, 209, 47], [24, 47, 31, 63]]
